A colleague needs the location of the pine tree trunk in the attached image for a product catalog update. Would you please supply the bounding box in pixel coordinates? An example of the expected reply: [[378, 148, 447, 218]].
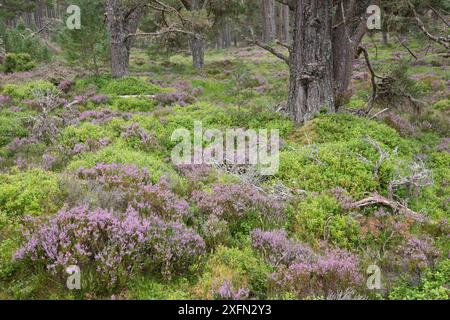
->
[[288, 0, 334, 123], [262, 0, 276, 42], [332, 0, 376, 108], [190, 36, 205, 69], [188, 0, 205, 69], [106, 0, 145, 78], [282, 4, 290, 44]]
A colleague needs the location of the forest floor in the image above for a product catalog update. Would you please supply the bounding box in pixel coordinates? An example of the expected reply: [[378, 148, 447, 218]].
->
[[0, 36, 449, 300]]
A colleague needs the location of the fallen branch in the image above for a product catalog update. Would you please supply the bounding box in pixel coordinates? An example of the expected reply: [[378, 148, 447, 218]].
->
[[118, 95, 156, 99], [351, 192, 418, 217]]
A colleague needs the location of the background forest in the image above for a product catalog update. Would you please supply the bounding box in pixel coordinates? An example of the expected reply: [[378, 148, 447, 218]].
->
[[0, 0, 449, 300]]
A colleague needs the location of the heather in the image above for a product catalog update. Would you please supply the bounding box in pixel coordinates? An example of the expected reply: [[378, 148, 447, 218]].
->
[[0, 26, 449, 300], [14, 206, 205, 291]]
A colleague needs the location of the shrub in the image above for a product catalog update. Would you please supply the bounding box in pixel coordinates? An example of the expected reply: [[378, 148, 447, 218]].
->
[[154, 91, 196, 107], [213, 280, 250, 300], [3, 53, 35, 73], [390, 236, 440, 277], [270, 248, 363, 299], [202, 215, 230, 250], [2, 80, 57, 101], [194, 246, 271, 299], [112, 97, 157, 112], [78, 108, 130, 125], [0, 112, 29, 147], [389, 259, 450, 300], [89, 94, 109, 105], [288, 194, 361, 248], [0, 169, 61, 216], [14, 206, 205, 291], [192, 183, 284, 224], [121, 122, 160, 152], [100, 77, 162, 96], [67, 141, 176, 183], [1, 25, 51, 62], [251, 229, 316, 267], [132, 177, 190, 221], [432, 99, 450, 112], [75, 163, 151, 208]]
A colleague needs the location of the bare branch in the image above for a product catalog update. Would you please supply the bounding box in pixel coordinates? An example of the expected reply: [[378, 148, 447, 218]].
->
[[244, 31, 290, 65], [408, 1, 450, 49]]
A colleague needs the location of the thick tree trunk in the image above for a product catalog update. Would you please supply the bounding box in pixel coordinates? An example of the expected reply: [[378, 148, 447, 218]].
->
[[276, 3, 290, 43], [288, 0, 334, 124], [262, 0, 276, 43], [187, 0, 205, 69], [332, 0, 376, 108], [190, 36, 205, 69], [106, 0, 145, 78], [282, 4, 290, 44], [110, 40, 130, 78]]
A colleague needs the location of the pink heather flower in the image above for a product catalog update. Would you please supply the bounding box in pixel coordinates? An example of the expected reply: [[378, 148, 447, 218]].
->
[[215, 280, 250, 300]]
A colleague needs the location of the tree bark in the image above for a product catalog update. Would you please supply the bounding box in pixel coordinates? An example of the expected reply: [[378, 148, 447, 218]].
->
[[382, 31, 389, 45], [262, 0, 277, 42], [287, 0, 334, 123], [106, 0, 146, 78], [190, 36, 205, 69], [186, 0, 205, 69], [276, 2, 290, 43], [332, 0, 377, 108]]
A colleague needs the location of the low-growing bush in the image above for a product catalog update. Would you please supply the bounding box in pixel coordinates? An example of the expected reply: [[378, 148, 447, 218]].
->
[[67, 141, 176, 183], [194, 246, 271, 299], [100, 77, 163, 96], [389, 259, 450, 300], [0, 169, 62, 216], [3, 53, 35, 73], [288, 194, 361, 248], [251, 229, 316, 267], [192, 183, 285, 228], [1, 80, 58, 101], [14, 206, 205, 292], [270, 248, 363, 299]]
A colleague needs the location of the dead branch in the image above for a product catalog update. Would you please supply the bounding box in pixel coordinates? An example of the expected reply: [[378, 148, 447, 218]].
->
[[364, 136, 387, 178], [245, 37, 290, 65], [408, 1, 450, 50], [397, 36, 418, 60], [117, 95, 156, 99], [351, 192, 418, 216], [428, 5, 450, 28], [127, 27, 200, 40]]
